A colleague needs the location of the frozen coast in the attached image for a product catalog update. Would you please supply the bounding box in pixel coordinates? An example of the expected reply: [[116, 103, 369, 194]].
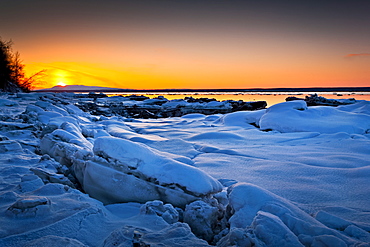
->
[[0, 92, 370, 246]]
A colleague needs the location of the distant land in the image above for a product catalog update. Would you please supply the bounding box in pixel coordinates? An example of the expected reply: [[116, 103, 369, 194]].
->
[[35, 85, 370, 93]]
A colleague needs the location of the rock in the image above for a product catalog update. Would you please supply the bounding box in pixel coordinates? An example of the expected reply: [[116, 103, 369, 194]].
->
[[75, 96, 267, 119], [229, 100, 267, 111], [305, 94, 356, 106], [286, 94, 357, 106], [126, 94, 150, 101], [87, 92, 108, 99], [286, 96, 305, 102], [185, 96, 217, 103]]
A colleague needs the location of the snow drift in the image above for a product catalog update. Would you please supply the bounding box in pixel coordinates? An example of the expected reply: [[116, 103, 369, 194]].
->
[[1, 92, 370, 246]]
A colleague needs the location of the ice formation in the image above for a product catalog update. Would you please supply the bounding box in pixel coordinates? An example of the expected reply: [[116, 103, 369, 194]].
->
[[0, 92, 370, 246]]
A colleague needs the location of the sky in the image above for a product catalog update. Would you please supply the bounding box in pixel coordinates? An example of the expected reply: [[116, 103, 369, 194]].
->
[[1, 0, 369, 90]]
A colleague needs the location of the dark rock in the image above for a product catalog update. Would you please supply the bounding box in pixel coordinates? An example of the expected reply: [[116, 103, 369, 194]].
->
[[286, 96, 305, 102], [87, 92, 108, 99], [229, 100, 267, 111], [75, 96, 267, 119], [185, 97, 217, 103], [126, 95, 150, 101], [304, 94, 356, 106], [286, 94, 357, 106]]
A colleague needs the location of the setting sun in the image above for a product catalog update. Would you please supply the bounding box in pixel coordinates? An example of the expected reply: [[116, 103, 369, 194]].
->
[[7, 1, 370, 91], [56, 82, 66, 87]]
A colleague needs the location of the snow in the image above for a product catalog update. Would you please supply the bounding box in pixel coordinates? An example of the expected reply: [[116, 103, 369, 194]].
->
[[82, 136, 222, 206], [0, 98, 19, 107], [259, 100, 370, 134], [0, 93, 370, 246]]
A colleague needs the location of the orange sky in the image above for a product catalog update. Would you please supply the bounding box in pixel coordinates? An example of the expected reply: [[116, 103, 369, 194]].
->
[[2, 1, 369, 90]]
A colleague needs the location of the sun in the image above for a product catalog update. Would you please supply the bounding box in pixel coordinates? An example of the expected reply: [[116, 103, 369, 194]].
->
[[56, 82, 67, 87]]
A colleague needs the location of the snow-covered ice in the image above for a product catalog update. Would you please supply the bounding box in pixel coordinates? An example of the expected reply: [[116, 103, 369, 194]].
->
[[0, 92, 370, 246]]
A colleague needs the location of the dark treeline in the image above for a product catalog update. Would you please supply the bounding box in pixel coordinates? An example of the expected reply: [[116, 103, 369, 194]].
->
[[0, 38, 43, 92]]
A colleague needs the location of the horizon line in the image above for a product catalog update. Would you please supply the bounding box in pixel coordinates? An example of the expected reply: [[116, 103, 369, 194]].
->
[[34, 85, 370, 93]]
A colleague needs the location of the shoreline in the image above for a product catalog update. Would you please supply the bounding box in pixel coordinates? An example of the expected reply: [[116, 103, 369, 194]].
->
[[35, 86, 370, 93], [0, 91, 369, 246]]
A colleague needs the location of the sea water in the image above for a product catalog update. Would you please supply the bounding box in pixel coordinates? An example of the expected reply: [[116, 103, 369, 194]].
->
[[106, 92, 370, 107]]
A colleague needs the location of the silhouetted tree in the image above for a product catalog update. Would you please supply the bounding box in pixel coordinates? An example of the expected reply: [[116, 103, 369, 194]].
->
[[0, 39, 14, 91], [0, 38, 44, 92]]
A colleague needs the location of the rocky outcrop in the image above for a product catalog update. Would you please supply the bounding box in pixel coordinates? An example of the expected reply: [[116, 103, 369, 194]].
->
[[76, 95, 267, 119], [286, 94, 356, 106]]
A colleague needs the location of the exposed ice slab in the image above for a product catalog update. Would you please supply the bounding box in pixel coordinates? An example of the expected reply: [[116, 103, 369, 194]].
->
[[82, 136, 222, 207]]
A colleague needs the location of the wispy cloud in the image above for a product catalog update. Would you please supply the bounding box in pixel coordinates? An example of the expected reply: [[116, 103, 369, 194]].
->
[[345, 53, 370, 58]]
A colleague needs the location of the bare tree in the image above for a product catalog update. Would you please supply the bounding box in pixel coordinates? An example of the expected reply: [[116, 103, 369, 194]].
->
[[0, 39, 14, 91], [0, 38, 44, 92]]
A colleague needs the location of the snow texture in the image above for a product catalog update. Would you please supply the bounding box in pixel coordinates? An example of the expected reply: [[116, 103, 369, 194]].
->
[[0, 92, 369, 246]]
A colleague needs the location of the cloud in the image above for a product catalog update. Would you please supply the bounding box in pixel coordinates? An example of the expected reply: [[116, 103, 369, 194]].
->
[[345, 53, 370, 58]]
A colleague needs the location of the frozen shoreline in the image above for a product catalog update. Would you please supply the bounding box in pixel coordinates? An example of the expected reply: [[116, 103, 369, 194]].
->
[[1, 92, 370, 246]]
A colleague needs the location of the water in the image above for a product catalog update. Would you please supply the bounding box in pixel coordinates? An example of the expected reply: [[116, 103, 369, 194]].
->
[[106, 92, 370, 107]]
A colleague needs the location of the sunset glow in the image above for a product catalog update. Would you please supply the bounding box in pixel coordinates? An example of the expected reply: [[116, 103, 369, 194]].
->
[[2, 1, 369, 90], [56, 82, 66, 87]]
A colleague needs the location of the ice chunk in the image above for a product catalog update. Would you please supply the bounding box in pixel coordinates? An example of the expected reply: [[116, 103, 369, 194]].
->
[[216, 228, 252, 247], [221, 109, 266, 128], [25, 104, 44, 114], [24, 235, 87, 247], [0, 121, 35, 131], [315, 211, 352, 230], [205, 101, 232, 109], [80, 137, 222, 207], [251, 211, 304, 247], [140, 200, 179, 224], [35, 100, 69, 115], [40, 123, 93, 166], [311, 235, 347, 247], [48, 116, 80, 130], [30, 168, 75, 188], [259, 101, 370, 134], [0, 98, 19, 107], [184, 200, 223, 242], [20, 174, 44, 192], [106, 124, 167, 143], [0, 140, 23, 153], [93, 136, 222, 197], [227, 183, 365, 246], [37, 111, 63, 124], [344, 225, 370, 242], [83, 160, 162, 204], [7, 196, 51, 217], [102, 222, 209, 247], [337, 101, 370, 115], [64, 104, 87, 116]]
